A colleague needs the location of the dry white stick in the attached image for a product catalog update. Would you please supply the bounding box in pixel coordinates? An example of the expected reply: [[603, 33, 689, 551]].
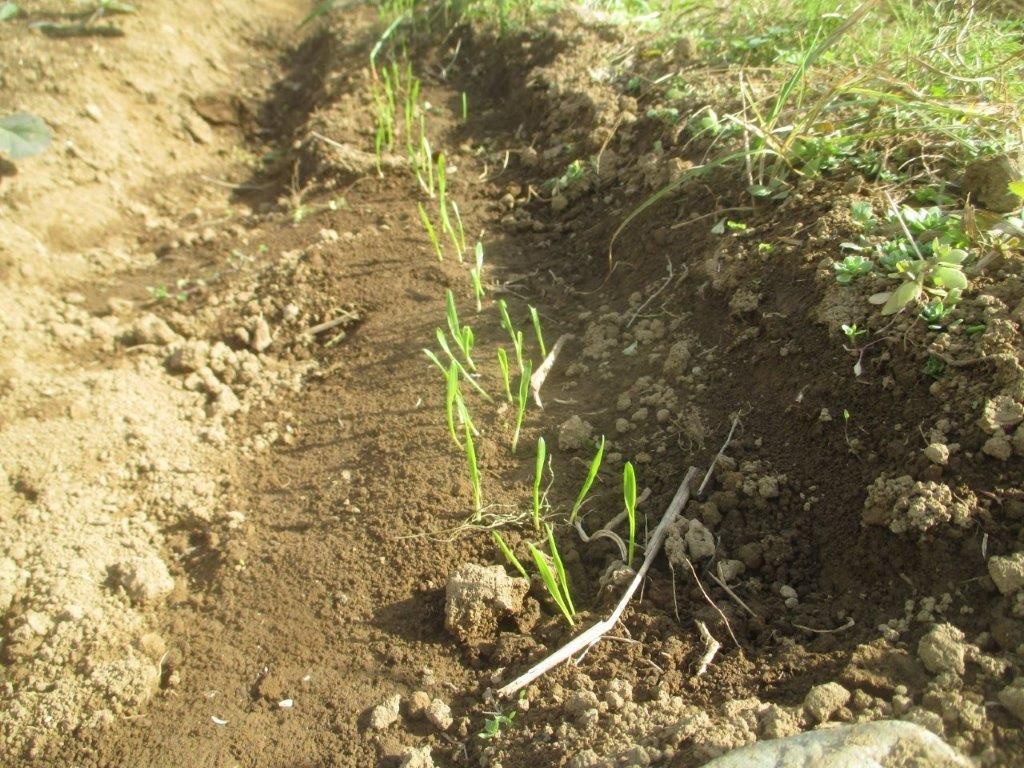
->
[[530, 334, 572, 408], [694, 620, 721, 677], [307, 310, 359, 336], [496, 466, 699, 699], [793, 617, 855, 634], [682, 556, 740, 649], [709, 567, 759, 619]]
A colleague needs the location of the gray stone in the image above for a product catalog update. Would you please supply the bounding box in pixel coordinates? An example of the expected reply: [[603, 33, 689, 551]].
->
[[701, 720, 970, 768]]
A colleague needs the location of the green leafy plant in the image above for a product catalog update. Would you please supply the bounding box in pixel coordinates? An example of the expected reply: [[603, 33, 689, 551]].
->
[[841, 323, 866, 342], [0, 113, 51, 160], [870, 240, 968, 316], [623, 461, 638, 567], [493, 531, 527, 579], [479, 709, 516, 740], [532, 436, 547, 531], [569, 436, 605, 523], [0, 3, 20, 22], [527, 525, 575, 626], [850, 200, 876, 230], [528, 305, 546, 357], [833, 254, 873, 284], [511, 360, 532, 454]]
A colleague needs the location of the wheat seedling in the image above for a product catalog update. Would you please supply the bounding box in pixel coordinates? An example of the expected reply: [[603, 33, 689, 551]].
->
[[568, 435, 605, 523], [511, 360, 532, 454], [445, 360, 463, 449], [493, 531, 527, 578], [532, 436, 547, 531], [436, 153, 462, 261], [623, 461, 637, 567], [461, 91, 468, 122], [465, 420, 482, 518], [423, 341, 491, 402], [445, 289, 476, 370], [451, 199, 468, 256], [527, 526, 575, 626], [418, 203, 443, 261], [528, 304, 547, 357], [496, 348, 513, 402], [470, 241, 485, 311], [497, 299, 526, 372]]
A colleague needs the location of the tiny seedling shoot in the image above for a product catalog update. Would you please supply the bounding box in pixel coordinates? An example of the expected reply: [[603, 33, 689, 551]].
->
[[511, 360, 532, 454], [496, 348, 513, 402], [528, 305, 547, 357], [569, 435, 605, 523], [465, 420, 482, 518], [623, 461, 638, 566], [493, 531, 527, 579], [532, 436, 547, 531]]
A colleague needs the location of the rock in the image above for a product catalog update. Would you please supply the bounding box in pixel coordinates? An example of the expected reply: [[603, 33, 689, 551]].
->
[[398, 746, 434, 768], [978, 395, 1024, 433], [918, 623, 967, 676], [166, 339, 210, 373], [964, 155, 1021, 213], [758, 704, 801, 740], [998, 679, 1024, 723], [444, 563, 529, 645], [425, 698, 453, 731], [803, 682, 851, 723], [368, 693, 401, 730], [208, 386, 241, 417], [663, 339, 692, 376], [701, 720, 970, 768], [685, 519, 716, 559], [982, 435, 1012, 461], [558, 416, 594, 451], [923, 443, 949, 465], [250, 316, 272, 352], [988, 552, 1024, 595], [757, 476, 780, 499], [125, 313, 180, 346], [111, 555, 174, 606], [407, 690, 431, 719]]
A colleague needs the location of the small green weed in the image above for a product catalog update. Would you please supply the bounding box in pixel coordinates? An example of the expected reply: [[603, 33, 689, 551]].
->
[[833, 254, 873, 284], [478, 709, 516, 740], [0, 113, 51, 160]]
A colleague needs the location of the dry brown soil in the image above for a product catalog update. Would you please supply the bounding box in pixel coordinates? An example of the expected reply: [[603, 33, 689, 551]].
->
[[2, 3, 1023, 768]]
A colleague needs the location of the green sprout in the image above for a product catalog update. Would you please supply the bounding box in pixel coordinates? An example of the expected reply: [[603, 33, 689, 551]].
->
[[872, 241, 968, 316], [479, 709, 516, 740], [493, 531, 527, 579], [465, 420, 482, 518], [569, 436, 605, 523], [470, 241, 485, 311], [511, 360, 532, 454], [451, 199, 468, 256], [532, 436, 547, 531], [623, 461, 638, 567], [461, 91, 468, 122], [527, 526, 575, 626], [418, 203, 443, 261], [496, 348, 513, 402], [841, 323, 866, 342], [446, 289, 476, 371], [833, 254, 873, 284], [445, 360, 463, 449], [528, 305, 547, 357], [423, 343, 490, 402], [497, 299, 525, 372], [436, 153, 462, 261]]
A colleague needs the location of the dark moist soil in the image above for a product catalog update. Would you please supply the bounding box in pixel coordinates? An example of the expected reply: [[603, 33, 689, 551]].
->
[[19, 5, 1024, 768]]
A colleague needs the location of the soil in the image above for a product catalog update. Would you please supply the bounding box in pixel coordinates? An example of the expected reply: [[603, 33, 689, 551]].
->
[[2, 3, 1023, 768]]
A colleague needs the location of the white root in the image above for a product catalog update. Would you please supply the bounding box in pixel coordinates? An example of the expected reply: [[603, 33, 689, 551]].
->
[[496, 466, 699, 699], [530, 334, 572, 408], [694, 620, 721, 677]]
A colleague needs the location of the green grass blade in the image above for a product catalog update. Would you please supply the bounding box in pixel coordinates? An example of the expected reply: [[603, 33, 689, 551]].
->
[[527, 542, 574, 626], [569, 435, 605, 523], [528, 305, 546, 357], [493, 531, 527, 579], [545, 524, 575, 616], [445, 361, 463, 449], [532, 436, 547, 531], [496, 348, 512, 402], [623, 461, 637, 567], [511, 360, 532, 454], [465, 420, 481, 518]]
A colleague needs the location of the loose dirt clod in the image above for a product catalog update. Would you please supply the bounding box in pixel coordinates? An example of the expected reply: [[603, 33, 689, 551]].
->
[[917, 624, 968, 676], [444, 563, 529, 646], [987, 553, 1024, 595]]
